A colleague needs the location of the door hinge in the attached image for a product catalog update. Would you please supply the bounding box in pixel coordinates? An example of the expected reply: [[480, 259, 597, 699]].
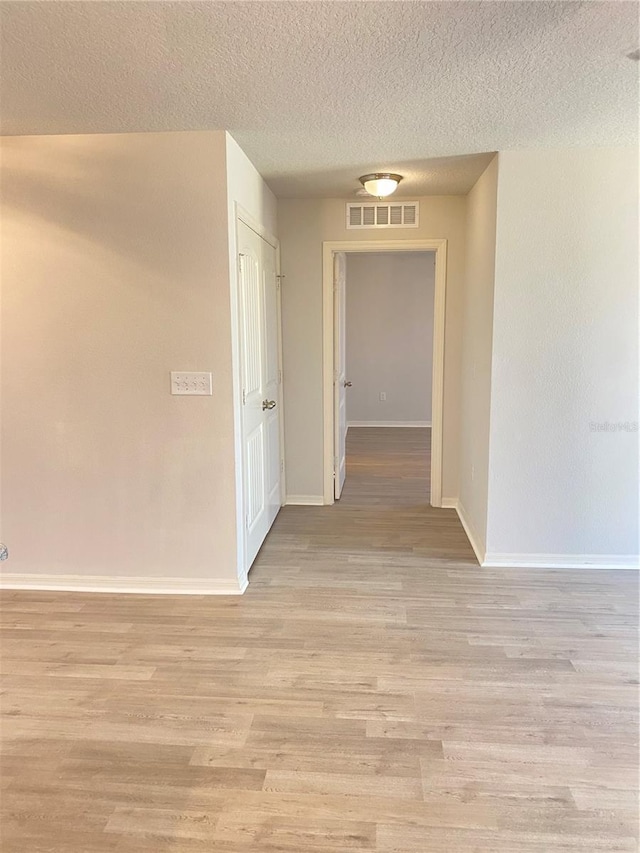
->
[[242, 389, 246, 405], [278, 368, 282, 384], [280, 459, 284, 473]]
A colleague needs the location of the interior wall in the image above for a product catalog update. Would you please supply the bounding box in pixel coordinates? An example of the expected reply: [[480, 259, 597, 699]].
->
[[0, 130, 243, 588], [345, 252, 435, 425], [457, 156, 498, 557], [225, 134, 278, 239], [486, 146, 639, 564], [279, 196, 466, 502]]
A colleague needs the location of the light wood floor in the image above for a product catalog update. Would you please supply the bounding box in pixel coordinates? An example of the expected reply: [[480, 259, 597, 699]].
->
[[1, 427, 638, 852]]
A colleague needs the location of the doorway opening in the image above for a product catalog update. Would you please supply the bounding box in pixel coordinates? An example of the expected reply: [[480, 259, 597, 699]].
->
[[322, 239, 447, 507]]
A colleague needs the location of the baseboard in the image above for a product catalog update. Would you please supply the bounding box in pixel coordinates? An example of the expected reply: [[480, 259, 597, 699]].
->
[[451, 500, 486, 565], [482, 554, 640, 570], [0, 573, 249, 595], [285, 495, 325, 506], [439, 503, 638, 570], [348, 421, 431, 428], [441, 498, 485, 564]]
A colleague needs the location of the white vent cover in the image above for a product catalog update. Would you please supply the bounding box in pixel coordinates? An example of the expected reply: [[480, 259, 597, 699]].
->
[[346, 202, 419, 229]]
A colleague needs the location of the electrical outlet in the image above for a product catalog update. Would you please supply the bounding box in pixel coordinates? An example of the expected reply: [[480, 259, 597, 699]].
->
[[379, 392, 387, 402], [171, 372, 213, 395]]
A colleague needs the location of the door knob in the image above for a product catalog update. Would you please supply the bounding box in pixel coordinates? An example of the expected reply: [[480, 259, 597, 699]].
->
[[344, 381, 352, 387], [262, 399, 277, 410]]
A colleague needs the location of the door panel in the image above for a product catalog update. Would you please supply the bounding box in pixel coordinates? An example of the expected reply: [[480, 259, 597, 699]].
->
[[334, 252, 347, 499], [266, 415, 281, 515], [263, 247, 280, 389], [240, 250, 262, 402], [261, 234, 282, 527], [238, 220, 282, 569], [245, 424, 265, 533]]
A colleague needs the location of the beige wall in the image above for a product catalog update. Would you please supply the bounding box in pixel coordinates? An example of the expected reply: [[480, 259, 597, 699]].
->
[[279, 197, 467, 501], [486, 147, 639, 564], [346, 252, 435, 425], [0, 130, 245, 589], [458, 156, 498, 556]]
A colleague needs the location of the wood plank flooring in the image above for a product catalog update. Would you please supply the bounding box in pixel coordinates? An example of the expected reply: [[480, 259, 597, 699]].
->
[[1, 427, 638, 851]]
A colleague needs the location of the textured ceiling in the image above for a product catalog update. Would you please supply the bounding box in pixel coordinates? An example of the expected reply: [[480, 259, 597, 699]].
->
[[1, 1, 637, 198]]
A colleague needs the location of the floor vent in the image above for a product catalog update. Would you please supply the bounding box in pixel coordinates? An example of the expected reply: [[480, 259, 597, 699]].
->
[[346, 202, 419, 229]]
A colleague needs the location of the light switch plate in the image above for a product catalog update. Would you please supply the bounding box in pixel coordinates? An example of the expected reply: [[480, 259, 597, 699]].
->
[[171, 372, 213, 395]]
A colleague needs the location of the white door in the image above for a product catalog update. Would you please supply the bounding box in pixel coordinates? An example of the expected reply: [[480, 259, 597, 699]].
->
[[334, 252, 348, 499], [238, 219, 282, 568]]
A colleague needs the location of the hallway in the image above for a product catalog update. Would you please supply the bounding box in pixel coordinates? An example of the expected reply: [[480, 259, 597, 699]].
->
[[258, 426, 472, 573], [1, 429, 637, 851]]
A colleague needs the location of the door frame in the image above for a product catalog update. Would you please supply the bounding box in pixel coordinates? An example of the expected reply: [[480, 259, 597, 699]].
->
[[232, 204, 286, 584], [321, 239, 447, 507], [333, 252, 347, 500]]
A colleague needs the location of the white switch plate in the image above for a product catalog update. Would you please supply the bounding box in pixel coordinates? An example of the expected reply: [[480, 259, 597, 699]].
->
[[379, 391, 387, 401], [171, 372, 213, 395]]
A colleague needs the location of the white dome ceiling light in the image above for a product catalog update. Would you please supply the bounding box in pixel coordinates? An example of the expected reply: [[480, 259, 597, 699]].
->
[[359, 173, 403, 199]]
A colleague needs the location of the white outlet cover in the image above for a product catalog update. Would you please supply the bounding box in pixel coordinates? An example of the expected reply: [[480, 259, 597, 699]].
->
[[171, 372, 213, 395]]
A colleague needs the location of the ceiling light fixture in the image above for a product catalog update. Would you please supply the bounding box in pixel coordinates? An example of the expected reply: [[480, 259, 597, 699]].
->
[[359, 173, 403, 198]]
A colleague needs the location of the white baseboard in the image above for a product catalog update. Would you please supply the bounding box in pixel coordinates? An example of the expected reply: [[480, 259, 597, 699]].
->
[[439, 502, 638, 570], [348, 421, 431, 428], [445, 499, 485, 565], [0, 573, 249, 595], [285, 495, 325, 506], [482, 554, 640, 570]]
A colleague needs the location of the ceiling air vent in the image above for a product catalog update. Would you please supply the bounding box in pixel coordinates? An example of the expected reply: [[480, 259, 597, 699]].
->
[[346, 202, 419, 229]]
